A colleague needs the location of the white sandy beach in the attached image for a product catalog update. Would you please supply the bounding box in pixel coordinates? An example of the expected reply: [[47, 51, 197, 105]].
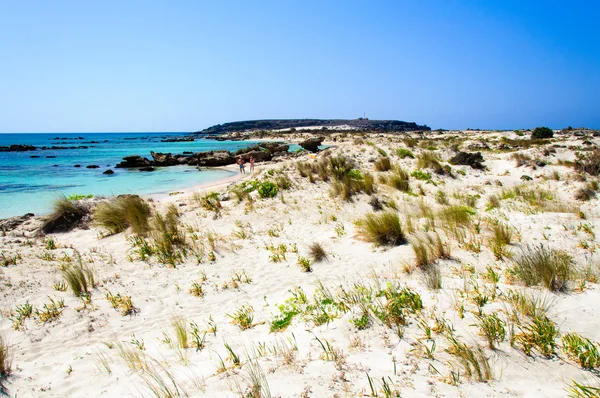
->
[[1, 130, 600, 397]]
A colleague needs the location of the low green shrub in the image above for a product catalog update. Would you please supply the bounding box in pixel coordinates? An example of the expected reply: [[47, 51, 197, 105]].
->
[[258, 181, 278, 198], [531, 126, 554, 139]]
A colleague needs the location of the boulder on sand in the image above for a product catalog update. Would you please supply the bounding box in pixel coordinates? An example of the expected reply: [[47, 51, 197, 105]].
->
[[103, 169, 115, 175]]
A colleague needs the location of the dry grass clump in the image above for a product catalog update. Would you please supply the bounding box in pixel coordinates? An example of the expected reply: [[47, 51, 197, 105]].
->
[[380, 166, 410, 192], [575, 149, 600, 176], [62, 262, 95, 298], [511, 245, 576, 291], [150, 205, 187, 266], [374, 156, 392, 172], [411, 233, 450, 269], [356, 211, 406, 246], [94, 195, 151, 235], [42, 195, 89, 233], [417, 151, 445, 174], [574, 181, 598, 201], [309, 242, 328, 263], [446, 336, 493, 382], [0, 335, 11, 388], [410, 233, 450, 289]]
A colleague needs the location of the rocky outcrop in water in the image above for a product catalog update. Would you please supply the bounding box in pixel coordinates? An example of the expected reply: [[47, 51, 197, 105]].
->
[[117, 143, 292, 169], [115, 156, 153, 168], [192, 151, 236, 167], [0, 144, 37, 152], [299, 136, 324, 153], [161, 136, 195, 142]]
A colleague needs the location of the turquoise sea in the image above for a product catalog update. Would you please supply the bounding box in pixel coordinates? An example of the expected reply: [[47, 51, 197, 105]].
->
[[0, 132, 263, 219]]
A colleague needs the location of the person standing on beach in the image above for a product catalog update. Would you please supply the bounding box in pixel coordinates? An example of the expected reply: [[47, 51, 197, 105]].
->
[[249, 156, 255, 173], [238, 157, 246, 174]]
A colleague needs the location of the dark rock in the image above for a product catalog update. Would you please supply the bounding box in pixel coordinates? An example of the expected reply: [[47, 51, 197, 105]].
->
[[192, 151, 236, 167], [299, 136, 325, 153], [74, 164, 81, 167], [138, 166, 155, 172], [521, 175, 533, 181], [30, 155, 40, 158], [150, 151, 182, 166], [259, 142, 290, 153], [449, 152, 485, 169], [46, 156, 56, 158], [115, 155, 153, 168], [0, 144, 37, 152], [534, 160, 546, 167], [239, 150, 272, 163], [86, 165, 100, 169], [161, 136, 195, 142], [103, 169, 115, 175], [0, 213, 35, 231]]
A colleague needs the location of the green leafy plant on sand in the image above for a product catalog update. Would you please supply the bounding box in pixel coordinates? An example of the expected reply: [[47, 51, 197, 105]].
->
[[396, 147, 415, 159], [562, 332, 600, 370], [516, 315, 559, 357], [258, 181, 278, 198]]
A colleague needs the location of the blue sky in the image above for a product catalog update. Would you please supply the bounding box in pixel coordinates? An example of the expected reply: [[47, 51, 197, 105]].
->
[[0, 0, 598, 132]]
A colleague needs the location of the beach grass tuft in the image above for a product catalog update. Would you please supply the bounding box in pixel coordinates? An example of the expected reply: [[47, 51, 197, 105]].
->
[[356, 211, 406, 246], [94, 195, 151, 235]]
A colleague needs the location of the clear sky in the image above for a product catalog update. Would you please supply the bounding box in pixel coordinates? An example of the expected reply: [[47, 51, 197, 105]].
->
[[0, 0, 598, 132]]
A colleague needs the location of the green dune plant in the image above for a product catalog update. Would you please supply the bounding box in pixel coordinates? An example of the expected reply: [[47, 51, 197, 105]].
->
[[562, 333, 600, 370], [476, 313, 506, 349], [516, 315, 559, 357], [396, 147, 415, 159], [93, 195, 151, 235]]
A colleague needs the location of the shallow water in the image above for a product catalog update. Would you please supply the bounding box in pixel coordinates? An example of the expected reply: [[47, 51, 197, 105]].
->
[[0, 132, 263, 218]]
